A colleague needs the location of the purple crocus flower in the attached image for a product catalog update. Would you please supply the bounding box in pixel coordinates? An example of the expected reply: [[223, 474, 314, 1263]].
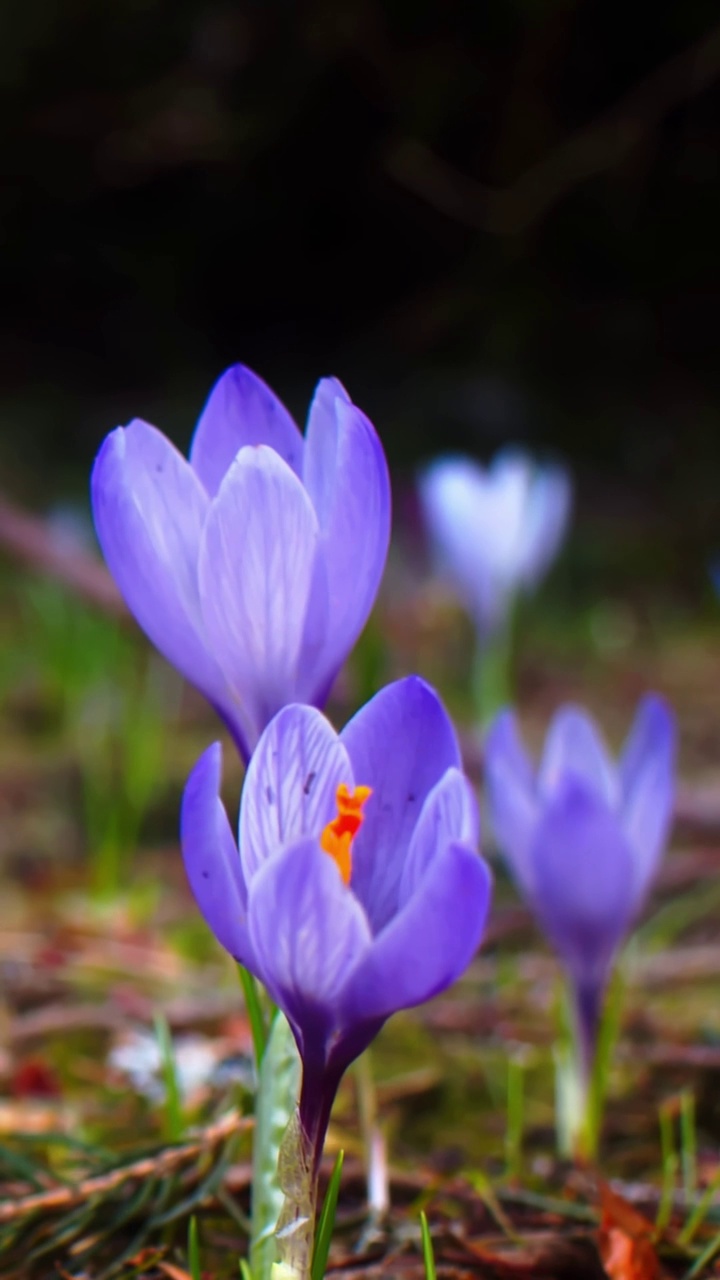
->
[[485, 695, 675, 1075], [181, 676, 491, 1184], [91, 365, 391, 760], [419, 451, 571, 639]]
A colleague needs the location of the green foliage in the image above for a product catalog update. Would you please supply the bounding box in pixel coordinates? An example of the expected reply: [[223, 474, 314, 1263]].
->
[[24, 580, 179, 897], [311, 1151, 344, 1280], [683, 1229, 720, 1280], [419, 1210, 436, 1280], [657, 1098, 680, 1234], [472, 612, 516, 727], [587, 966, 625, 1154], [680, 1091, 697, 1202], [348, 614, 388, 707], [188, 1215, 202, 1280], [239, 964, 273, 1070], [504, 1053, 525, 1179], [680, 1163, 720, 1248], [154, 1013, 186, 1144]]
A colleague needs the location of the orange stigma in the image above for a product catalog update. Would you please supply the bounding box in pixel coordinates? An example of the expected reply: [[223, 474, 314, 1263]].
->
[[319, 783, 372, 884]]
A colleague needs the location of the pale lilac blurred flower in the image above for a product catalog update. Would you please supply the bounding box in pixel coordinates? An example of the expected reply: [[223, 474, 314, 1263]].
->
[[181, 676, 491, 1178], [419, 451, 571, 639], [91, 365, 391, 760], [485, 695, 675, 1073], [109, 1029, 222, 1102]]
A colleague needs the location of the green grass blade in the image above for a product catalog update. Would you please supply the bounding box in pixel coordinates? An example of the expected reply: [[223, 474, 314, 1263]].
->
[[657, 1100, 678, 1234], [188, 1216, 201, 1280], [239, 964, 269, 1068], [682, 1228, 720, 1280], [419, 1210, 437, 1280], [680, 1091, 697, 1201], [588, 965, 625, 1153], [311, 1149, 344, 1280], [505, 1054, 524, 1179], [154, 1014, 184, 1144], [679, 1165, 720, 1247]]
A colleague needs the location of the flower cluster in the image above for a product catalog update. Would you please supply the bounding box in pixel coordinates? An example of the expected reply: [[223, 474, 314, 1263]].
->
[[91, 359, 678, 1252], [91, 368, 492, 1223]]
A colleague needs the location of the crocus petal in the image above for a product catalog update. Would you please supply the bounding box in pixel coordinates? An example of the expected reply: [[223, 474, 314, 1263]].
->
[[528, 781, 636, 984], [484, 710, 539, 893], [620, 695, 676, 900], [538, 706, 617, 805], [419, 456, 517, 635], [181, 743, 254, 967], [189, 364, 304, 495], [341, 677, 462, 932], [303, 386, 391, 690], [620, 694, 675, 799], [91, 420, 227, 707], [485, 451, 535, 571], [302, 377, 353, 524], [340, 842, 491, 1025], [239, 704, 353, 883], [248, 839, 372, 1043], [518, 464, 572, 587], [420, 450, 570, 638], [400, 767, 479, 900], [198, 447, 322, 748], [485, 708, 535, 792]]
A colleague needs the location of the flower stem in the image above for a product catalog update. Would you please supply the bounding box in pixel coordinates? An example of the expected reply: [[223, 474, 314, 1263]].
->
[[272, 1063, 339, 1280], [573, 980, 603, 1097], [571, 981, 603, 1162], [472, 614, 516, 728], [555, 977, 604, 1162], [251, 1013, 301, 1280]]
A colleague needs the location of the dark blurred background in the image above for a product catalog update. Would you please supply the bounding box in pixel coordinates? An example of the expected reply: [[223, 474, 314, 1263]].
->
[[1, 0, 719, 565]]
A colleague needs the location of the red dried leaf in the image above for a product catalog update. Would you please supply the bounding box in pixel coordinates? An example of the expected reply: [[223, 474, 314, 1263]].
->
[[10, 1058, 61, 1098], [156, 1263, 195, 1280], [598, 1183, 662, 1280]]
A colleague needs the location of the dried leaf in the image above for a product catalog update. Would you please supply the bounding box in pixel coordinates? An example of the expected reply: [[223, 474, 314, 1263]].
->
[[156, 1262, 195, 1280], [598, 1184, 662, 1280]]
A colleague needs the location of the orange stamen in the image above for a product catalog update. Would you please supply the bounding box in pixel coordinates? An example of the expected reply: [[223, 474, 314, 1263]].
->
[[319, 783, 372, 884]]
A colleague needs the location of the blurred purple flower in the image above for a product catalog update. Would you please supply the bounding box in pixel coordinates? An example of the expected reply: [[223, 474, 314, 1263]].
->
[[485, 696, 675, 1072], [181, 676, 491, 1176], [91, 365, 391, 760], [419, 451, 571, 638]]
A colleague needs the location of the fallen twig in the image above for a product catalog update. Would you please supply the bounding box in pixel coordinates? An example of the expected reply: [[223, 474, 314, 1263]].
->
[[0, 1109, 250, 1223], [385, 21, 720, 235], [0, 494, 123, 615]]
